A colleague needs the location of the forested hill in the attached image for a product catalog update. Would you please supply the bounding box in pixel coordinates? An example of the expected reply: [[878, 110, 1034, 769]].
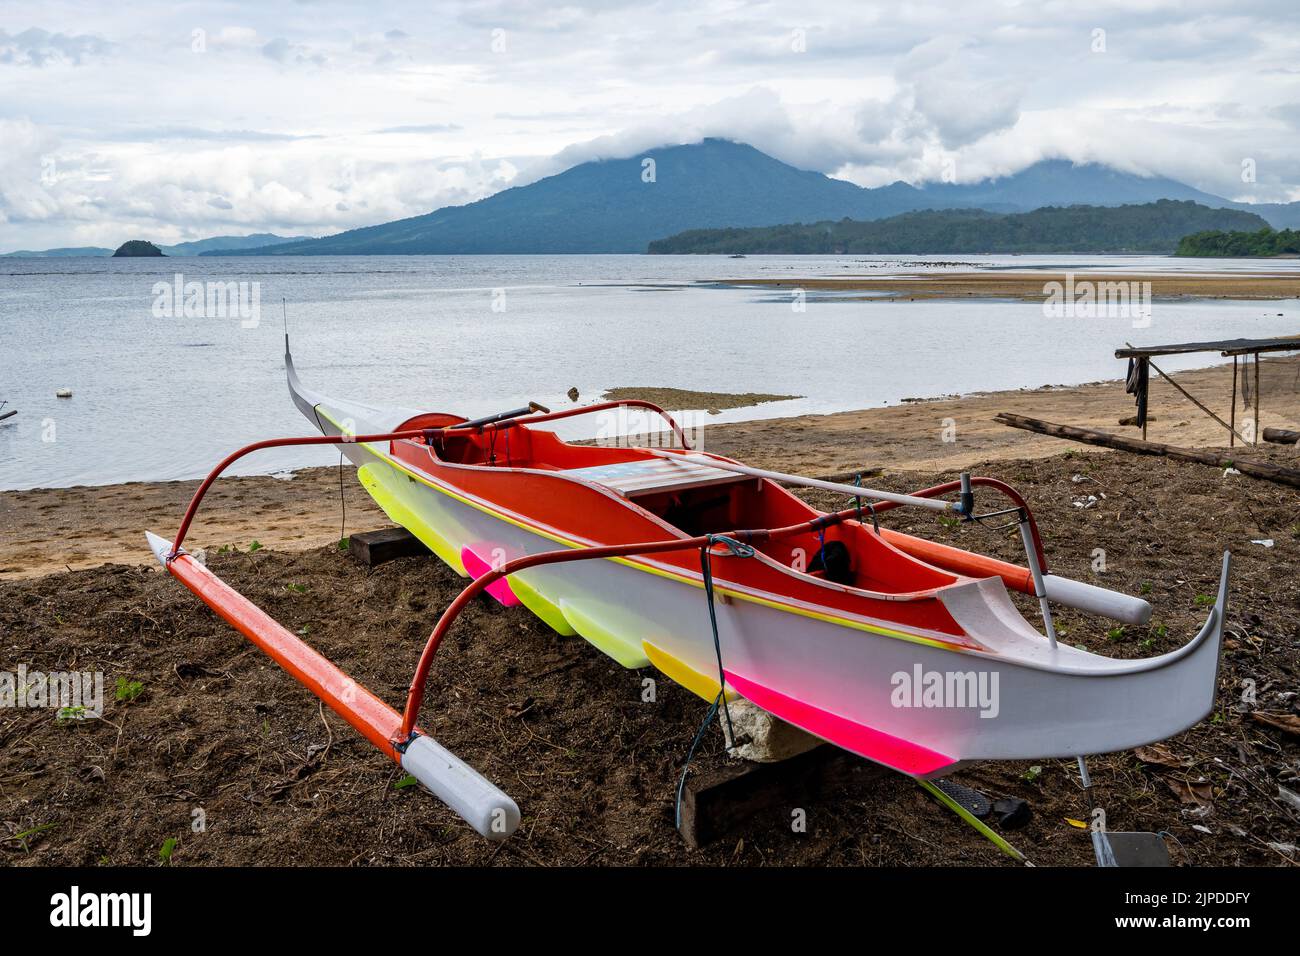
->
[[1175, 227, 1300, 257], [647, 201, 1269, 255]]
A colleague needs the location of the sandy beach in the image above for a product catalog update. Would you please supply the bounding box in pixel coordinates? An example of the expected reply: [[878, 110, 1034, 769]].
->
[[4, 354, 1297, 580]]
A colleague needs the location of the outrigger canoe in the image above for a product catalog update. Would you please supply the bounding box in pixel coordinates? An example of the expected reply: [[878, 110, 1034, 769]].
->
[[146, 339, 1229, 840]]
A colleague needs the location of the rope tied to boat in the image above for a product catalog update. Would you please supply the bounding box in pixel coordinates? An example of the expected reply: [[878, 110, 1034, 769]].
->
[[846, 474, 882, 533], [674, 533, 754, 828]]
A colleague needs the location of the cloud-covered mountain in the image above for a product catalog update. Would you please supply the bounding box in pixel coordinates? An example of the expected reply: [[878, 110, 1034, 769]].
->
[[222, 140, 1300, 255]]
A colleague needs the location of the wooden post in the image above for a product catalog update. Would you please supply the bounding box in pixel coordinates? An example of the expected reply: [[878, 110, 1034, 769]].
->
[[1254, 352, 1261, 446], [1230, 357, 1237, 448], [1141, 357, 1148, 442]]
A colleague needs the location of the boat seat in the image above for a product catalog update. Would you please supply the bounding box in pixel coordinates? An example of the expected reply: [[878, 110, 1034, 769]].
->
[[562, 457, 746, 498]]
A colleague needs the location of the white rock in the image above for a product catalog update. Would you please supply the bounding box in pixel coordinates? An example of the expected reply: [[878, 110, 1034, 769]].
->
[[719, 698, 820, 763]]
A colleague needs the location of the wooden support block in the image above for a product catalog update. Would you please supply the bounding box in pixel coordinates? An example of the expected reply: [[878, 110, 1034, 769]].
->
[[676, 745, 885, 849], [348, 527, 429, 566]]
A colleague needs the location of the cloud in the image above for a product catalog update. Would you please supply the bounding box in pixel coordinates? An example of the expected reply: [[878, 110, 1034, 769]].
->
[[0, 28, 111, 67], [261, 37, 327, 67], [372, 124, 463, 135], [6, 0, 1300, 248], [103, 126, 323, 143]]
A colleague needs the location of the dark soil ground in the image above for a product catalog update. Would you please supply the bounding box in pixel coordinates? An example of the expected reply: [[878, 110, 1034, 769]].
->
[[2, 448, 1298, 867]]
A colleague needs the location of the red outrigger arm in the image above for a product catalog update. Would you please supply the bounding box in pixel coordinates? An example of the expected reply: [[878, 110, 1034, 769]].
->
[[149, 422, 1081, 839], [149, 419, 911, 839]]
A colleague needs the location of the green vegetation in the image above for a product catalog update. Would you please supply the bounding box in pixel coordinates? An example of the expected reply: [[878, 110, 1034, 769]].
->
[[159, 837, 178, 864], [111, 240, 165, 257], [1175, 226, 1300, 257], [114, 677, 144, 702], [8, 823, 57, 852], [648, 200, 1268, 255]]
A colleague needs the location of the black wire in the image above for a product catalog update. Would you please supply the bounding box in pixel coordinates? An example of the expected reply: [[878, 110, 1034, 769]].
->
[[674, 536, 751, 828]]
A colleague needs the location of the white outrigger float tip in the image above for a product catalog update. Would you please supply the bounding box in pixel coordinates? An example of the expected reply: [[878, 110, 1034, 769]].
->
[[145, 528, 519, 841], [142, 337, 1232, 841]]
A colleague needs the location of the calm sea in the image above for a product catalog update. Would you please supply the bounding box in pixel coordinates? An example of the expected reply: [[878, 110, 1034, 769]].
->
[[1, 253, 1297, 490]]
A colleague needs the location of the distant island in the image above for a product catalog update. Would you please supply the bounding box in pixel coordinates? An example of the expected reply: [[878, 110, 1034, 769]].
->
[[1175, 227, 1300, 257], [647, 200, 1269, 255], [112, 240, 165, 257]]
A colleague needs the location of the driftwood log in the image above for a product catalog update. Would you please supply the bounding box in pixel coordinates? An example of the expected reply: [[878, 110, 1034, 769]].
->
[[994, 413, 1300, 490], [1263, 427, 1300, 446]]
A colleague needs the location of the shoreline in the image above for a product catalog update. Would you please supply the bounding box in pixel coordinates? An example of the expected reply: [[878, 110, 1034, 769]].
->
[[717, 271, 1300, 300], [3, 355, 1297, 580]]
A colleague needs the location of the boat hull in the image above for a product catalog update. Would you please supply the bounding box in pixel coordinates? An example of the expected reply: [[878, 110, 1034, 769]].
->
[[285, 346, 1228, 776], [347, 432, 1229, 777]]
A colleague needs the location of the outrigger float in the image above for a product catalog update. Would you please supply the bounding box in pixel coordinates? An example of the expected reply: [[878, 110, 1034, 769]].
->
[[147, 339, 1230, 841]]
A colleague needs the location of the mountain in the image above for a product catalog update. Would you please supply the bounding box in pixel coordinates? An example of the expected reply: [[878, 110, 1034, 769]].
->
[[908, 160, 1300, 230], [648, 201, 1270, 254], [1, 233, 309, 258], [223, 140, 1300, 256], [219, 140, 894, 255], [0, 246, 113, 257], [164, 233, 312, 256]]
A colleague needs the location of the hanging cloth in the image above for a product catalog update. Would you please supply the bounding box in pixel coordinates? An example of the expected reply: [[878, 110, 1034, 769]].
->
[[1241, 355, 1253, 409], [1125, 357, 1149, 427]]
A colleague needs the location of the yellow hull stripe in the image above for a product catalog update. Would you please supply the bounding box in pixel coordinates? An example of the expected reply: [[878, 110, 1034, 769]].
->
[[643, 640, 739, 703]]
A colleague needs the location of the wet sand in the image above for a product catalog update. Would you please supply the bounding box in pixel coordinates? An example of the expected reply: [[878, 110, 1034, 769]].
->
[[3, 355, 1298, 580], [720, 271, 1300, 301]]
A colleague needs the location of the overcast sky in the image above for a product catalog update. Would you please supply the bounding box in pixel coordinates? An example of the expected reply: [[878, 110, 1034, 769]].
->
[[3, 0, 1299, 250]]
